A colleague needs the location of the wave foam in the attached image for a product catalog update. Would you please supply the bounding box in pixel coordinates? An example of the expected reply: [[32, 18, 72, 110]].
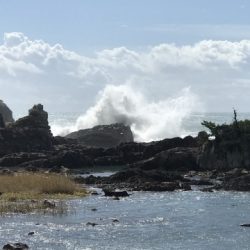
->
[[51, 85, 199, 142]]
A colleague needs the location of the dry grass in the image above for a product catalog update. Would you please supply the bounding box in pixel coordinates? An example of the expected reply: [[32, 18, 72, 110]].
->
[[0, 173, 87, 214]]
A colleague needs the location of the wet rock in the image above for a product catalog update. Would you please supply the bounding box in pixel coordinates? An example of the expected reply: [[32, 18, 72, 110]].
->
[[43, 200, 55, 208], [91, 208, 97, 211], [66, 123, 134, 149], [240, 224, 250, 227], [179, 182, 192, 191], [222, 174, 250, 191], [2, 243, 29, 250], [201, 187, 214, 192], [112, 219, 119, 223], [86, 222, 98, 227], [103, 189, 129, 197], [91, 191, 99, 195], [135, 182, 180, 192], [27, 232, 34, 236]]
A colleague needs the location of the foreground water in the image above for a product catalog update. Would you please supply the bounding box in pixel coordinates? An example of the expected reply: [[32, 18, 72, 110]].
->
[[1, 190, 250, 250]]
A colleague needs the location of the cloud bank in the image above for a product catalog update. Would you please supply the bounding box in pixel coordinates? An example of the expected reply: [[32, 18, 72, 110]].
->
[[1, 32, 250, 112], [1, 32, 250, 139]]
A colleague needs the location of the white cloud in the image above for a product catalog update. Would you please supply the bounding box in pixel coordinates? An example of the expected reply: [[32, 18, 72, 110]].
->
[[1, 32, 250, 118]]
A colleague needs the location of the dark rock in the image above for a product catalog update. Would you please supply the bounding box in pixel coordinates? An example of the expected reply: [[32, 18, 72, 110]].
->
[[47, 165, 69, 174], [143, 136, 197, 159], [3, 243, 29, 250], [0, 114, 5, 128], [66, 123, 134, 149], [91, 191, 99, 195], [86, 222, 98, 227], [112, 219, 119, 223], [179, 182, 192, 191], [103, 189, 129, 197], [94, 155, 124, 166], [0, 104, 53, 157], [43, 200, 55, 208], [135, 182, 180, 191], [110, 169, 183, 183], [0, 152, 47, 167], [201, 187, 214, 192], [48, 150, 93, 169], [240, 224, 250, 227], [0, 100, 14, 125], [222, 174, 250, 191], [27, 232, 34, 236], [0, 168, 13, 175], [189, 178, 213, 186], [130, 147, 199, 171]]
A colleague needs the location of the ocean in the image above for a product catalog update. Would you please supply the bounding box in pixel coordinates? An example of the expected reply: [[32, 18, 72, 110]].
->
[[1, 190, 250, 249]]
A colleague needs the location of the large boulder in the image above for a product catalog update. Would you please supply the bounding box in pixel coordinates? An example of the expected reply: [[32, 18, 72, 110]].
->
[[66, 123, 134, 148], [0, 104, 53, 156], [0, 100, 14, 125]]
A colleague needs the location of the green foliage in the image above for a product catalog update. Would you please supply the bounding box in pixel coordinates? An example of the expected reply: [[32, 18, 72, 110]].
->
[[201, 120, 217, 136], [202, 109, 250, 139]]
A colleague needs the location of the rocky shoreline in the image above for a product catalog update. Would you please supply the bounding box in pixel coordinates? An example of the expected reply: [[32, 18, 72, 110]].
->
[[1, 102, 250, 193]]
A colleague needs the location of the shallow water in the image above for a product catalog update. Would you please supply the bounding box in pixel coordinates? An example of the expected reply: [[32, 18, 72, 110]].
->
[[1, 191, 250, 250]]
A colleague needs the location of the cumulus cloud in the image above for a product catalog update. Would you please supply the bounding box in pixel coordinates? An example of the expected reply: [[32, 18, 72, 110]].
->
[[1, 32, 250, 118]]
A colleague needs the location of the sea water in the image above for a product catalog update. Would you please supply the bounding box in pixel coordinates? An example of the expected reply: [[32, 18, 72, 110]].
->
[[1, 191, 250, 249]]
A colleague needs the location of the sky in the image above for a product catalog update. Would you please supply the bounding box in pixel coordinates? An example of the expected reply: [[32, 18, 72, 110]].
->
[[1, 0, 250, 120]]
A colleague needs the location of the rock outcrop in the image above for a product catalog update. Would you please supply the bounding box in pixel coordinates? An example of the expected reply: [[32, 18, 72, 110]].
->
[[66, 123, 134, 148], [0, 100, 14, 125], [0, 104, 53, 156]]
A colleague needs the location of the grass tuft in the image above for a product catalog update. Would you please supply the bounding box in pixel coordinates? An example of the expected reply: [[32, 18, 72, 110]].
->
[[0, 173, 87, 215]]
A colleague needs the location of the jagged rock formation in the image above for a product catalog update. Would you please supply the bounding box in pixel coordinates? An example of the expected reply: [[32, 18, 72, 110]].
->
[[0, 100, 14, 125], [66, 123, 134, 148], [0, 104, 53, 156]]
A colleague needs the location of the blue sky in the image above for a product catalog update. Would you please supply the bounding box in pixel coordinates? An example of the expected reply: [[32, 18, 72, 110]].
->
[[1, 0, 250, 53]]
